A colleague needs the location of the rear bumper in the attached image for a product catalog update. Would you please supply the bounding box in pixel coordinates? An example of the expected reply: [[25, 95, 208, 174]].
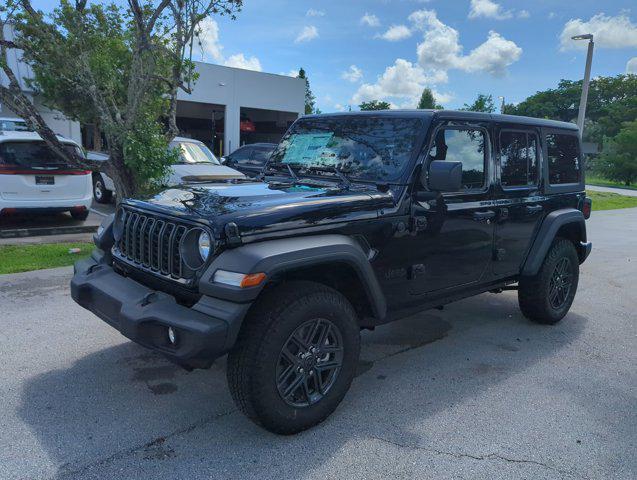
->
[[0, 194, 92, 213], [71, 254, 251, 369]]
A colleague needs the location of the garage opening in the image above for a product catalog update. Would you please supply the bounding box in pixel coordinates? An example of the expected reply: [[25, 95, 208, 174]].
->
[[239, 107, 297, 147], [176, 100, 225, 157]]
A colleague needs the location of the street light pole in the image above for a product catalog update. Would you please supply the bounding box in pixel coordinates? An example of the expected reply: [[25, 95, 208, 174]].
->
[[572, 34, 594, 137]]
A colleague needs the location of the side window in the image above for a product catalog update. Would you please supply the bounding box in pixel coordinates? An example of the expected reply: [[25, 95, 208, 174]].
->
[[429, 128, 487, 190], [231, 147, 253, 165], [546, 133, 581, 184], [500, 131, 539, 188], [248, 147, 272, 167]]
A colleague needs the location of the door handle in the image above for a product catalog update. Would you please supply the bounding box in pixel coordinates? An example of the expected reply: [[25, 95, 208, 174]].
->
[[473, 210, 496, 222], [526, 205, 543, 213]]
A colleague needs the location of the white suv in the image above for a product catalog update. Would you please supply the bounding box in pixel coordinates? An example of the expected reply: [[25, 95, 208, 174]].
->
[[0, 129, 92, 220], [90, 137, 245, 203]]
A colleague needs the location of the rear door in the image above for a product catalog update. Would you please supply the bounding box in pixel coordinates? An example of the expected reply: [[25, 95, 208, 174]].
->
[[493, 127, 546, 276], [0, 141, 90, 201]]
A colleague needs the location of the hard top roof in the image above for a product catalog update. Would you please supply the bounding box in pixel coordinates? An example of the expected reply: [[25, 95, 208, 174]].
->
[[303, 109, 578, 131]]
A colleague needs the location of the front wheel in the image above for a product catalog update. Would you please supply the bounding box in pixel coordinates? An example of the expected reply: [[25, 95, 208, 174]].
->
[[226, 281, 361, 434], [518, 238, 580, 324]]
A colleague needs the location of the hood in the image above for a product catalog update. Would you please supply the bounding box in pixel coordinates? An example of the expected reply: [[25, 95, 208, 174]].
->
[[167, 164, 245, 184], [125, 180, 394, 239]]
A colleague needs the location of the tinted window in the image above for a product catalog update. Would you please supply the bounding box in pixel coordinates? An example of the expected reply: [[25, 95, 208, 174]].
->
[[230, 147, 252, 165], [251, 147, 273, 165], [546, 133, 580, 184], [0, 141, 83, 167], [429, 128, 486, 190], [269, 116, 423, 181], [500, 131, 538, 187]]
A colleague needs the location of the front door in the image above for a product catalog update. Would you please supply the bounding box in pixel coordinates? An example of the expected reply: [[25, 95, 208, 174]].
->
[[409, 123, 496, 295], [493, 127, 546, 276]]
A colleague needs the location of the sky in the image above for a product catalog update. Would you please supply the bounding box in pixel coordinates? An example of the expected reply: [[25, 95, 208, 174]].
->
[[32, 0, 637, 112]]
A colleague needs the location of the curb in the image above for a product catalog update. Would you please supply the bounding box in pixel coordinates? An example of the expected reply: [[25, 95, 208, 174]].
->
[[0, 224, 98, 239]]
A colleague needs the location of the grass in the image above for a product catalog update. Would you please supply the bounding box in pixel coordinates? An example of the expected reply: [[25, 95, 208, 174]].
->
[[586, 190, 637, 211], [586, 175, 637, 191], [0, 242, 93, 275]]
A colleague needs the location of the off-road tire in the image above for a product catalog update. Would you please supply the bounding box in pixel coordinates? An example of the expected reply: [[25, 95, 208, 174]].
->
[[93, 175, 112, 204], [518, 238, 579, 324], [226, 280, 361, 434]]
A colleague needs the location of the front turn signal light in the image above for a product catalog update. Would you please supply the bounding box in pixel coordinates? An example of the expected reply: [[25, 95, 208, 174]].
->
[[213, 270, 267, 288]]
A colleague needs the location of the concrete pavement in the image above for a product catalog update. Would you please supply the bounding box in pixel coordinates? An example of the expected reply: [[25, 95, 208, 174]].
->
[[0, 208, 635, 479]]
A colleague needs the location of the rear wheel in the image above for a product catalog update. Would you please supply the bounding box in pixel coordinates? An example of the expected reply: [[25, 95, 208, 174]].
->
[[93, 175, 112, 204], [227, 281, 360, 434], [518, 238, 579, 324]]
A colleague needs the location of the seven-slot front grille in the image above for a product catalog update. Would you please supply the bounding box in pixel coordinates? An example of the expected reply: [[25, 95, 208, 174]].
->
[[114, 208, 191, 281]]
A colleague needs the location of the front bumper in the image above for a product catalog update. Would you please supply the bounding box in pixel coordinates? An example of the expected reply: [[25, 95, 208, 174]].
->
[[71, 254, 251, 369]]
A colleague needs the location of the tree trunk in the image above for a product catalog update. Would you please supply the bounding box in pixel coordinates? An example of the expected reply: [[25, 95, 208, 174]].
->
[[92, 119, 103, 151]]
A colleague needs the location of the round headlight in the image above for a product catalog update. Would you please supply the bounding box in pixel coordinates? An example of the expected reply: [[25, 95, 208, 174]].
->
[[198, 231, 211, 261]]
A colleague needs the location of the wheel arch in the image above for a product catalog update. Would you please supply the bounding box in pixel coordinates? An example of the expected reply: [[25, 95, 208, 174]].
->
[[199, 234, 387, 325], [522, 208, 589, 276]]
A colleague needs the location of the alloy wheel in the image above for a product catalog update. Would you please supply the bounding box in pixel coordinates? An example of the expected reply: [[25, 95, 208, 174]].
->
[[549, 257, 573, 309]]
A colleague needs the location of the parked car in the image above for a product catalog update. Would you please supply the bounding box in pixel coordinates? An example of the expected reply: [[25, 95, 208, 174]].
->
[[72, 110, 592, 434], [0, 130, 92, 220], [90, 137, 245, 203], [221, 143, 277, 178]]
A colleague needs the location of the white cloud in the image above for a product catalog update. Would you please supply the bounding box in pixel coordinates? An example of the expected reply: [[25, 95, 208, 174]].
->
[[518, 10, 530, 19], [224, 54, 262, 71], [196, 18, 262, 71], [412, 9, 521, 78], [361, 13, 380, 27], [560, 13, 637, 50], [627, 57, 637, 74], [341, 65, 363, 83], [306, 9, 325, 17], [378, 25, 412, 41], [295, 25, 319, 43], [468, 0, 512, 20], [333, 103, 347, 112], [351, 58, 452, 108]]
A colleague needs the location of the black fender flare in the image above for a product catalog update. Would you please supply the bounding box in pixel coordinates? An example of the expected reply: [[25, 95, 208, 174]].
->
[[199, 234, 387, 320], [521, 208, 588, 276]]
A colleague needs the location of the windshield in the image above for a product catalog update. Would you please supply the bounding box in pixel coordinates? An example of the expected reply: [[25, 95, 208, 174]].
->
[[267, 116, 424, 182], [0, 141, 84, 167], [173, 141, 220, 165], [0, 120, 31, 132]]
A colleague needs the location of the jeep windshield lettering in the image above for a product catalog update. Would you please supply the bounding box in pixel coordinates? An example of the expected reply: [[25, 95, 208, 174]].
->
[[267, 115, 424, 182], [71, 110, 592, 435]]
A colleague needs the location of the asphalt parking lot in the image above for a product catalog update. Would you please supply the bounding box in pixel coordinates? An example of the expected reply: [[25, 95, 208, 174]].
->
[[1, 208, 635, 480]]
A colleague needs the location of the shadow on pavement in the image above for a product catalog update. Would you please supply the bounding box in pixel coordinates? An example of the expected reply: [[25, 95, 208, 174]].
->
[[17, 293, 586, 479]]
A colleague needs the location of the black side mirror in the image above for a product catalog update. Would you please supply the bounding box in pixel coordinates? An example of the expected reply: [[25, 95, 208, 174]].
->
[[424, 160, 462, 192]]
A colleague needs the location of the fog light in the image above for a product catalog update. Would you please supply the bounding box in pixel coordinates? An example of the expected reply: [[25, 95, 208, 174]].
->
[[167, 327, 177, 345]]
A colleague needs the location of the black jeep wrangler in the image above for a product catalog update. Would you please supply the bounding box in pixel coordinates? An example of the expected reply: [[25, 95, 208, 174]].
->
[[71, 111, 592, 434]]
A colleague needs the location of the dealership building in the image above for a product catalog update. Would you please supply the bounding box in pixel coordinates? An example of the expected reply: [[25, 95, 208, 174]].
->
[[1, 25, 305, 157]]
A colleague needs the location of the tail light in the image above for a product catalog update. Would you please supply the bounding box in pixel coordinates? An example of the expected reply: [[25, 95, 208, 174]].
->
[[582, 197, 592, 219]]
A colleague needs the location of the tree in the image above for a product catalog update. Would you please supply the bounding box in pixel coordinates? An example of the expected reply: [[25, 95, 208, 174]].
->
[[359, 100, 391, 111], [506, 75, 637, 145], [297, 67, 316, 115], [0, 0, 242, 199], [461, 94, 496, 113], [595, 120, 637, 186], [417, 88, 442, 109]]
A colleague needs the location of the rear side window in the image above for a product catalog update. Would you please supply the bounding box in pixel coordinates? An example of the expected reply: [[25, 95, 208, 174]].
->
[[499, 131, 539, 188], [230, 147, 252, 165], [429, 128, 487, 190], [546, 133, 581, 184], [251, 147, 272, 165]]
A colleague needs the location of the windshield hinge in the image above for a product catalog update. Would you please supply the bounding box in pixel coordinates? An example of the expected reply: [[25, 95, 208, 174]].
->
[[224, 222, 242, 247]]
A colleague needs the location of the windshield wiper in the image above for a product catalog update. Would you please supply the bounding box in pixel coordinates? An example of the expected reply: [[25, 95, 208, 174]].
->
[[303, 165, 351, 189], [259, 162, 299, 182]]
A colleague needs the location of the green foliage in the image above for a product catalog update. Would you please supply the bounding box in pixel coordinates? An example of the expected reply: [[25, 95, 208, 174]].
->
[[359, 100, 391, 111], [507, 75, 637, 145], [417, 88, 442, 109], [297, 67, 317, 114], [461, 94, 496, 113], [586, 190, 637, 211], [594, 120, 637, 186], [123, 115, 180, 190]]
